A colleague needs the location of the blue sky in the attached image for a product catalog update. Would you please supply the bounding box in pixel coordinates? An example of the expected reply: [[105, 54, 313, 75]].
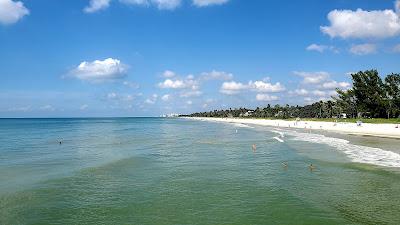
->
[[1, 0, 400, 117]]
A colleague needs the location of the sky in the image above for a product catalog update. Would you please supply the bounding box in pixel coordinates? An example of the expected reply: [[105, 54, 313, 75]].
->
[[0, 0, 400, 117]]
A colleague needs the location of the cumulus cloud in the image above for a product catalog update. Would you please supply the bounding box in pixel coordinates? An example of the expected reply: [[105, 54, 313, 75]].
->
[[39, 105, 55, 111], [311, 90, 337, 97], [70, 58, 128, 82], [180, 90, 202, 97], [84, 0, 111, 13], [293, 71, 329, 84], [349, 43, 377, 55], [306, 44, 338, 53], [256, 94, 279, 102], [220, 79, 285, 95], [80, 104, 89, 110], [159, 79, 189, 89], [161, 94, 171, 101], [200, 70, 233, 81], [0, 0, 29, 25], [290, 89, 309, 96], [145, 94, 158, 104], [107, 92, 118, 99], [321, 80, 350, 89], [162, 70, 176, 78], [321, 8, 400, 39], [123, 81, 139, 88], [249, 81, 285, 93], [7, 106, 31, 112], [219, 81, 247, 95], [192, 0, 229, 7], [121, 0, 181, 10], [312, 90, 326, 97], [153, 0, 181, 9]]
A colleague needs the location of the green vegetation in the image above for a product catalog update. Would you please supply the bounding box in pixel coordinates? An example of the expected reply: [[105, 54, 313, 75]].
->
[[185, 70, 400, 122]]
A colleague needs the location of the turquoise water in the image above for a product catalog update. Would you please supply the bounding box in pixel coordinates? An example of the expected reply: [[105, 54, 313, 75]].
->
[[1, 118, 400, 224]]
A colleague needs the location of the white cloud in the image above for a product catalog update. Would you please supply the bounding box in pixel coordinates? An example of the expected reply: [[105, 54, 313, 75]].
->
[[84, 0, 111, 13], [120, 0, 149, 6], [162, 70, 176, 78], [123, 81, 139, 88], [0, 0, 29, 25], [7, 106, 31, 112], [256, 94, 279, 102], [201, 70, 233, 81], [321, 8, 400, 39], [396, 0, 400, 14], [306, 44, 338, 53], [180, 90, 202, 97], [321, 80, 350, 89], [153, 0, 181, 10], [107, 92, 118, 99], [192, 0, 229, 7], [312, 90, 326, 97], [186, 100, 193, 105], [311, 90, 337, 97], [39, 105, 55, 111], [220, 81, 247, 95], [304, 97, 314, 104], [105, 92, 134, 102], [294, 71, 329, 84], [80, 104, 89, 110], [349, 43, 377, 55], [220, 79, 285, 95], [158, 79, 188, 89], [70, 58, 128, 82], [290, 89, 309, 96], [145, 94, 158, 104], [121, 0, 181, 10], [249, 81, 285, 93], [161, 94, 171, 101]]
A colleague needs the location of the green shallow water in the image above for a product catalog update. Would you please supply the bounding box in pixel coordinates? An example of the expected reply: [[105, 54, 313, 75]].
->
[[0, 118, 400, 224]]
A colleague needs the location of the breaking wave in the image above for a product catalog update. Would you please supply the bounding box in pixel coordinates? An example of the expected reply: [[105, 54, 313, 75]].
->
[[288, 131, 400, 167]]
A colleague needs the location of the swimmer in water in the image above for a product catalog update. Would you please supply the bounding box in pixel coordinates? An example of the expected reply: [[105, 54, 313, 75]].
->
[[252, 144, 257, 152], [309, 163, 316, 171], [282, 162, 288, 169]]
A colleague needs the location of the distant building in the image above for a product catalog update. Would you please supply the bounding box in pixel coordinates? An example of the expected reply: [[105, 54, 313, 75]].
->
[[240, 110, 254, 117], [160, 113, 179, 118]]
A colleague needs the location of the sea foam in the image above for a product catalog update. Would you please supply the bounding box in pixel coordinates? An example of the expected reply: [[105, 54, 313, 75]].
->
[[288, 131, 400, 168]]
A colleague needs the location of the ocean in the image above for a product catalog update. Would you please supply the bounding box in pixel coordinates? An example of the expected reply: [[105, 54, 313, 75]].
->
[[1, 118, 400, 224]]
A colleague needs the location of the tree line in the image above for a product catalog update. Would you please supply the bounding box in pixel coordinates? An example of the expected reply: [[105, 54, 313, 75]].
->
[[184, 70, 400, 119]]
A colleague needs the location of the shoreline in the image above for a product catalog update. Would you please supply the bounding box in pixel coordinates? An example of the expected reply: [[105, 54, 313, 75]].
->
[[185, 117, 400, 139]]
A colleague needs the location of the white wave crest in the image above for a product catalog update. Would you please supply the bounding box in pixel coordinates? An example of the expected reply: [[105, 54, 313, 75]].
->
[[271, 130, 285, 138], [231, 123, 254, 128], [273, 136, 284, 143], [288, 131, 400, 168]]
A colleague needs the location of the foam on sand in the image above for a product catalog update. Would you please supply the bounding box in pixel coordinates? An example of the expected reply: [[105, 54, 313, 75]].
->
[[288, 130, 400, 168]]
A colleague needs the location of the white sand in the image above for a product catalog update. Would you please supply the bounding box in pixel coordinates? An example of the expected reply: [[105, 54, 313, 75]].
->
[[187, 117, 400, 139]]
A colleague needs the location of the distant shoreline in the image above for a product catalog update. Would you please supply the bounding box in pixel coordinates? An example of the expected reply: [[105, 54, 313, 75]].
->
[[185, 117, 400, 139]]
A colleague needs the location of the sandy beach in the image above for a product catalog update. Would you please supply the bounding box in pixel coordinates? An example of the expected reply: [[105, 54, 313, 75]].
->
[[187, 117, 400, 139]]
